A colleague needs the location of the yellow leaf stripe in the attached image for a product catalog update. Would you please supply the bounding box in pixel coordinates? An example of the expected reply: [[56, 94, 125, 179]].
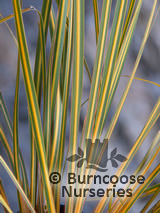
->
[[0, 179, 9, 207], [66, 0, 84, 212], [0, 92, 13, 138], [120, 164, 160, 212], [92, 0, 99, 43], [51, 0, 69, 122], [34, 0, 53, 103], [0, 126, 14, 171], [97, 0, 143, 135], [0, 7, 32, 24], [93, 0, 127, 140], [141, 184, 160, 198], [13, 55, 23, 212], [141, 187, 160, 213], [82, 0, 112, 141], [0, 180, 11, 213], [112, 132, 160, 212], [94, 4, 159, 208], [54, 0, 73, 175], [118, 0, 136, 52], [121, 75, 160, 87], [50, 83, 62, 172], [0, 195, 13, 213], [106, 0, 157, 140], [12, 0, 55, 212], [0, 94, 29, 196], [0, 156, 35, 213], [147, 200, 160, 213], [29, 119, 37, 208]]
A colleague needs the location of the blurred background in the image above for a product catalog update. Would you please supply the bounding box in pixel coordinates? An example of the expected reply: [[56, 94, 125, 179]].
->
[[0, 0, 160, 212]]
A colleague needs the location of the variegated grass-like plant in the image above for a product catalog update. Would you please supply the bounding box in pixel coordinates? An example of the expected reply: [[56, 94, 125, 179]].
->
[[0, 0, 160, 212]]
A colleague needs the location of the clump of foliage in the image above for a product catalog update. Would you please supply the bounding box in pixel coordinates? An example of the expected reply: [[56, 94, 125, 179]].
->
[[0, 0, 160, 212]]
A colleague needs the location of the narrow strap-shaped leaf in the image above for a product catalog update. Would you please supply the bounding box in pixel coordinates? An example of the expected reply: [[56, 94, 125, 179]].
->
[[120, 164, 160, 212], [0, 7, 32, 24], [49, 6, 56, 40], [37, 172, 43, 213], [0, 5, 49, 105], [12, 0, 55, 212], [0, 194, 13, 213], [29, 5, 51, 209], [66, 0, 84, 212], [13, 54, 23, 212], [53, 2, 73, 212], [0, 92, 13, 138], [92, 0, 99, 43], [118, 0, 136, 52], [93, 0, 128, 139], [38, 11, 50, 166], [38, 12, 46, 101], [117, 96, 160, 174], [44, 65, 51, 166], [60, 26, 69, 98], [27, 9, 45, 209], [112, 131, 160, 212], [48, 5, 57, 67], [114, 162, 160, 213], [35, 170, 42, 213], [0, 179, 10, 213], [99, 98, 160, 212], [81, 98, 89, 108], [121, 75, 160, 87], [78, 2, 133, 208], [29, 119, 37, 208], [49, 83, 62, 213], [84, 57, 91, 83], [98, 0, 149, 138], [0, 14, 18, 46], [41, 1, 52, 39], [82, 0, 112, 140], [46, 17, 56, 161], [51, 0, 69, 126], [34, 0, 52, 104], [0, 180, 8, 203], [147, 200, 160, 213], [49, 83, 62, 172], [0, 95, 29, 197], [133, 131, 160, 174], [1, 3, 51, 104], [0, 126, 14, 171], [56, 0, 60, 7], [55, 1, 73, 174], [95, 4, 159, 204], [95, 96, 160, 212], [141, 184, 160, 198], [141, 187, 160, 213], [0, 156, 35, 213], [106, 0, 157, 140]]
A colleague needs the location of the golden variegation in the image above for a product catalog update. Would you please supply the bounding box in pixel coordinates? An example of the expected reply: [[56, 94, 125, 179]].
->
[[0, 0, 159, 212]]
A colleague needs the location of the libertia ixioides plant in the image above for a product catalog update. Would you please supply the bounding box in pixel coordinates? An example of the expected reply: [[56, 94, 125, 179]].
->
[[0, 0, 160, 212]]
